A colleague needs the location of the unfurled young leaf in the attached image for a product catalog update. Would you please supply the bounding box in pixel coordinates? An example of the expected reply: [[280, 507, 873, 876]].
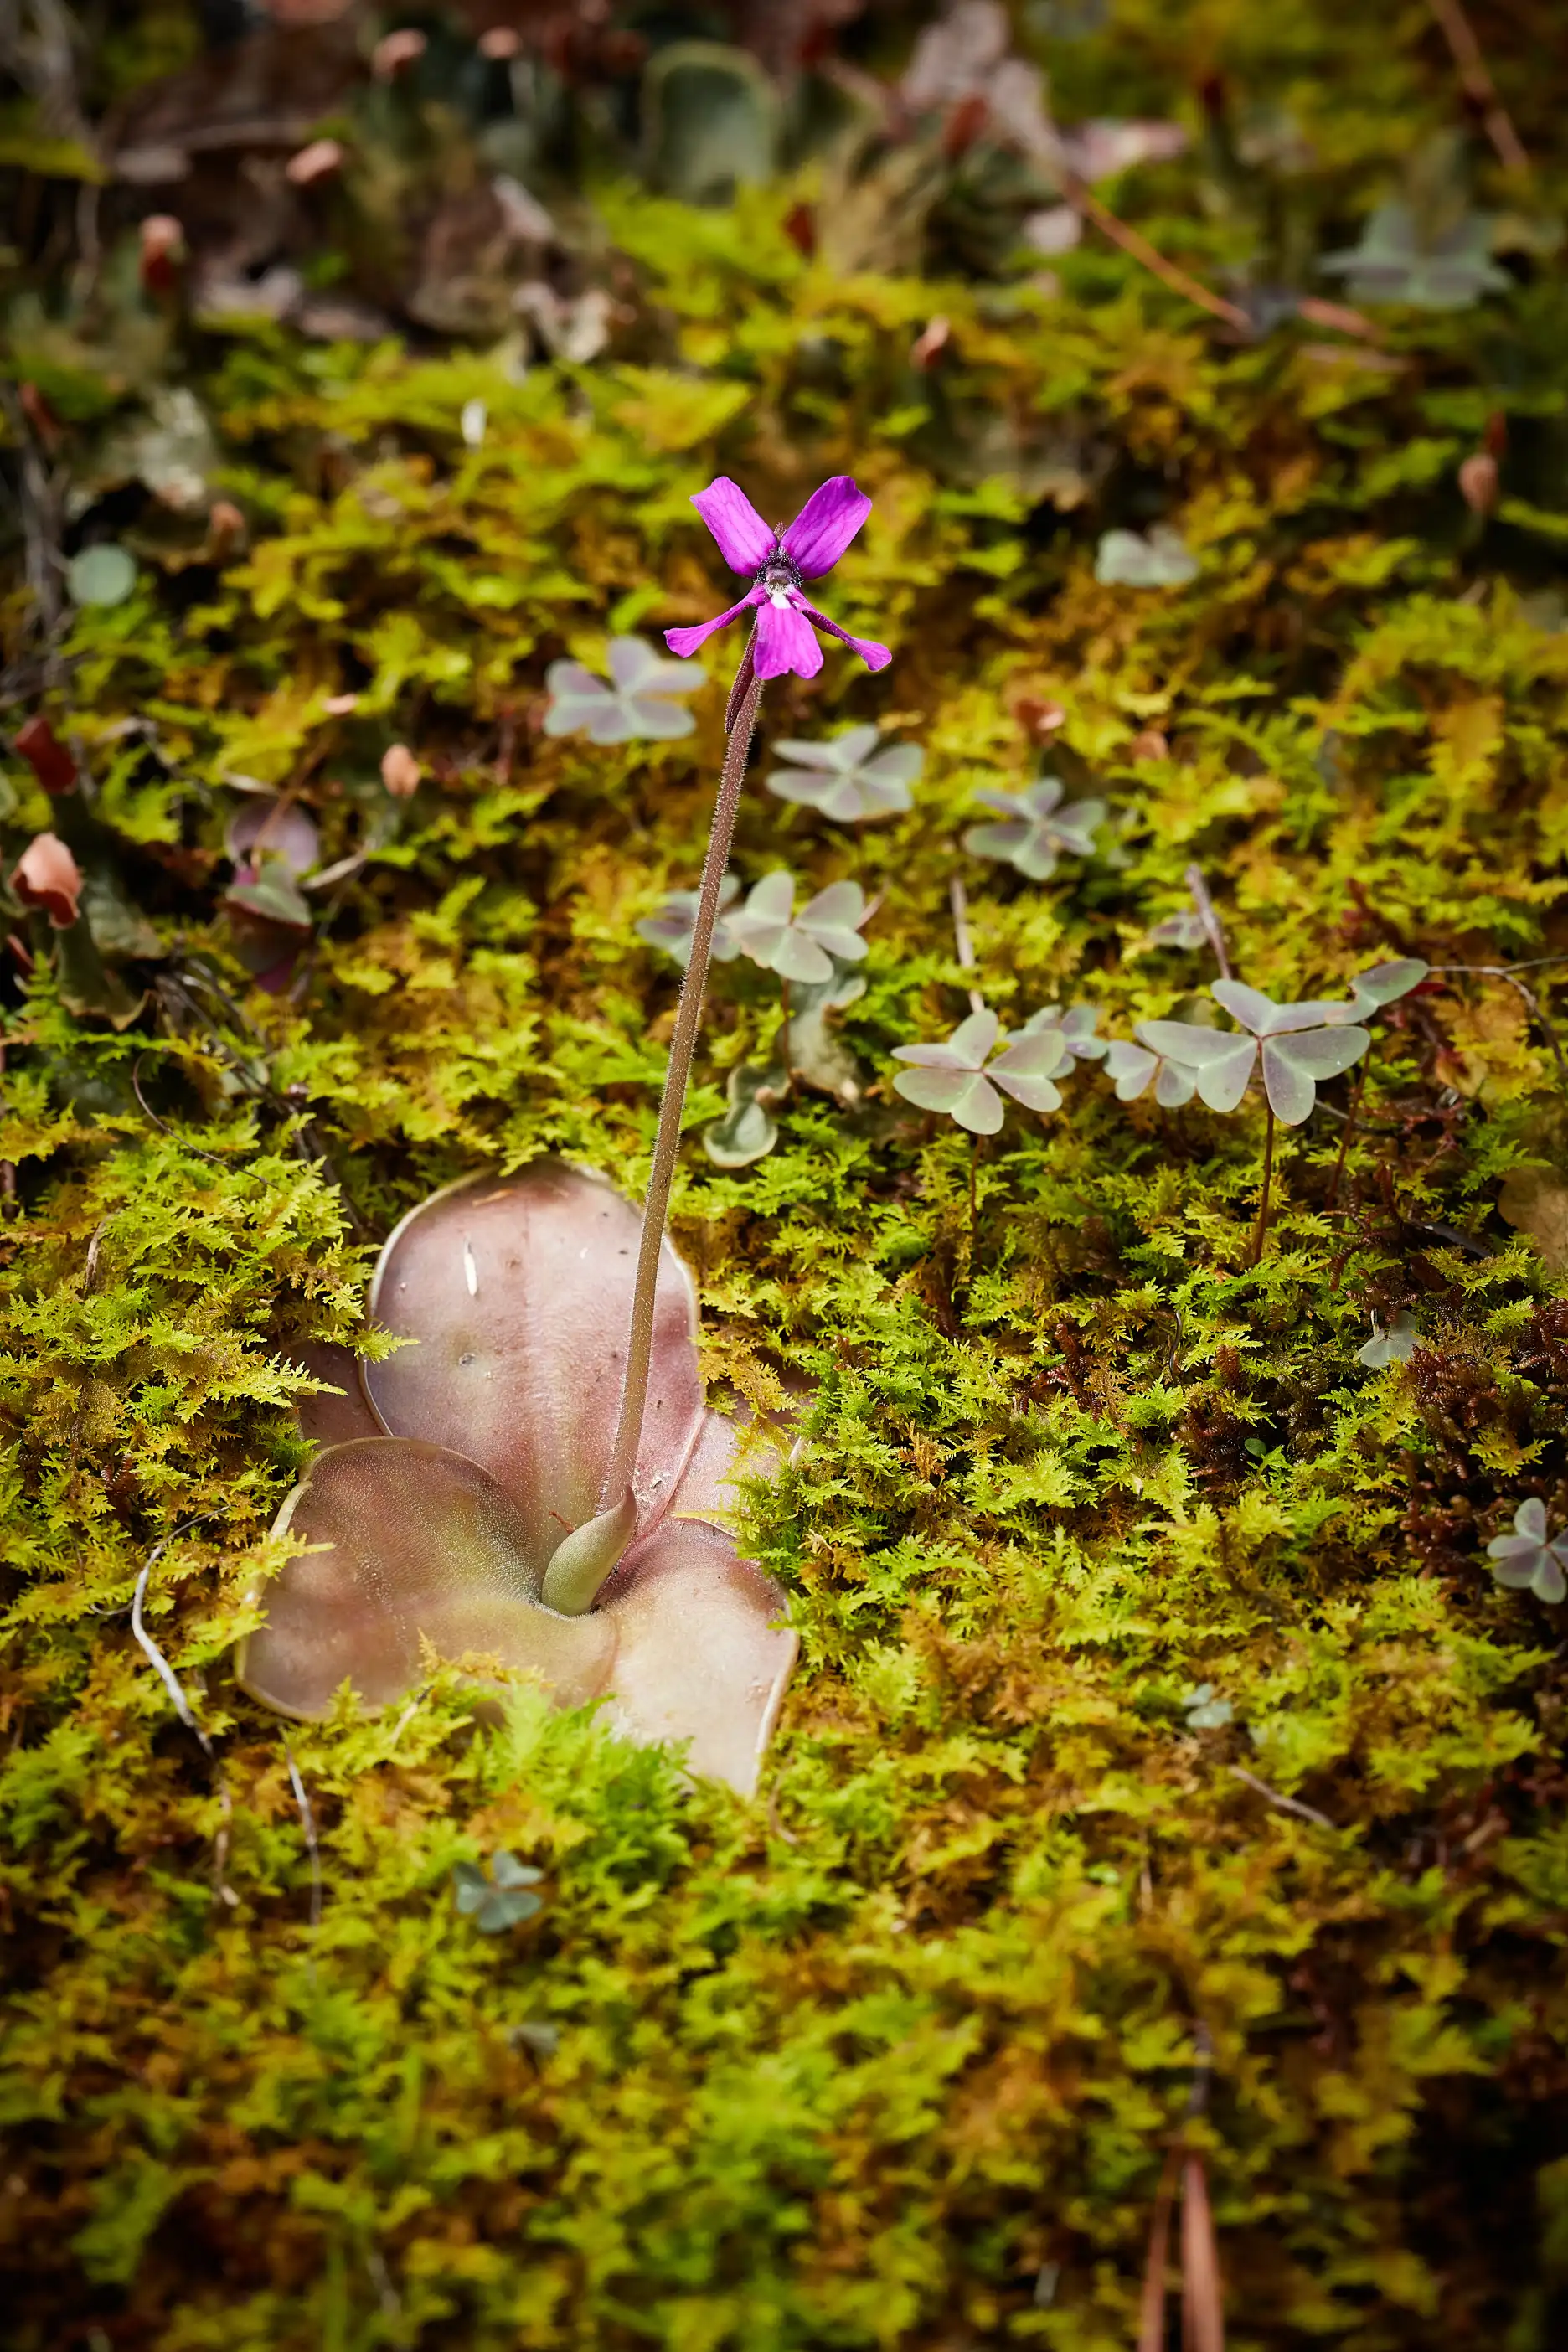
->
[[1357, 1309, 1418, 1369], [962, 776, 1105, 880], [544, 636, 705, 741], [892, 1007, 1070, 1135], [703, 1060, 787, 1168], [1094, 526, 1198, 588], [765, 724, 922, 823], [1487, 1499, 1568, 1605], [453, 1850, 544, 1934], [725, 871, 869, 985], [635, 872, 742, 969]]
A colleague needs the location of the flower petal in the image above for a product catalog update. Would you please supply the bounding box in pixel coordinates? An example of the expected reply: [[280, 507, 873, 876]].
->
[[755, 595, 824, 679], [691, 477, 776, 575], [791, 593, 890, 671], [664, 586, 764, 659], [778, 476, 872, 577]]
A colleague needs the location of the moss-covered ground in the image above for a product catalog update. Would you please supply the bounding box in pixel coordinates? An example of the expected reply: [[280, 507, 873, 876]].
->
[[5, 3, 1568, 2345]]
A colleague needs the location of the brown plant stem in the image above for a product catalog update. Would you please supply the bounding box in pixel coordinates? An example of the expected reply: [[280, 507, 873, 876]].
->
[[598, 661, 765, 1519], [1424, 0, 1529, 176], [1065, 175, 1251, 333], [1184, 862, 1232, 980], [1248, 1103, 1276, 1268], [1326, 1044, 1374, 1210]]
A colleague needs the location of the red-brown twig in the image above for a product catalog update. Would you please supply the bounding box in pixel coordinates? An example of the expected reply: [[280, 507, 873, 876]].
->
[[1065, 175, 1251, 333], [1425, 0, 1529, 176]]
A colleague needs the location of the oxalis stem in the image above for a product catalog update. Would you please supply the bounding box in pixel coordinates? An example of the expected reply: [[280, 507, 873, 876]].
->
[[539, 649, 764, 1615], [1248, 1103, 1276, 1269]]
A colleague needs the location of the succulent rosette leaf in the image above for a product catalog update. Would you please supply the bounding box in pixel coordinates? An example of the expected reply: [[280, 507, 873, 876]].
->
[[238, 1163, 797, 1792]]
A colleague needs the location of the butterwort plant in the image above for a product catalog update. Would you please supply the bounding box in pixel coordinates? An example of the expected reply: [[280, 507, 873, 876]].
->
[[559, 475, 893, 1593]]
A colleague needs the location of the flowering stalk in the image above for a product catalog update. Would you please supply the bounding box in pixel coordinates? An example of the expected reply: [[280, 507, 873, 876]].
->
[[542, 473, 889, 1612], [601, 664, 762, 1510]]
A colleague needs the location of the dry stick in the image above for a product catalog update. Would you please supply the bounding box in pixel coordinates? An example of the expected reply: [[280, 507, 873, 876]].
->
[[1065, 174, 1251, 333], [132, 1525, 237, 1906], [1248, 1103, 1277, 1270], [1429, 962, 1568, 1093], [947, 870, 987, 1014], [1229, 1764, 1337, 1833], [1184, 863, 1232, 980], [1425, 0, 1530, 176], [281, 1728, 324, 1935], [1326, 1043, 1375, 1211], [596, 663, 766, 1523]]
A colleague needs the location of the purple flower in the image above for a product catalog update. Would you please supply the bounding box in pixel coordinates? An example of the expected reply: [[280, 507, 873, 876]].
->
[[664, 475, 891, 682]]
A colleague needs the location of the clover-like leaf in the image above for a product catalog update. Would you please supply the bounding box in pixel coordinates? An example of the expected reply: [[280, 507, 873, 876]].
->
[[725, 871, 869, 986], [1320, 200, 1509, 311], [1184, 1684, 1234, 1731], [1357, 1309, 1418, 1369], [237, 1163, 797, 1792], [544, 635, 705, 742], [1338, 957, 1430, 1021], [1020, 1003, 1108, 1062], [1135, 980, 1372, 1124], [765, 724, 922, 823], [962, 776, 1106, 882], [891, 1007, 1070, 1136], [454, 1850, 545, 1933], [1486, 1498, 1568, 1605], [1103, 1034, 1197, 1108], [634, 872, 742, 969], [1094, 526, 1198, 588]]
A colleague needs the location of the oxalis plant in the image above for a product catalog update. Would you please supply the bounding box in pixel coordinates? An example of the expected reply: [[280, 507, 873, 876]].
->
[[240, 476, 889, 1791]]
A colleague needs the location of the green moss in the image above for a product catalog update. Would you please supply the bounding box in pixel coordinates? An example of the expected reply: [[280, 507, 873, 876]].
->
[[4, 3, 1568, 2343]]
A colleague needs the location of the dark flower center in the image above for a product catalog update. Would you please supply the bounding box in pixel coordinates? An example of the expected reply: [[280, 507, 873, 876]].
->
[[759, 552, 802, 593]]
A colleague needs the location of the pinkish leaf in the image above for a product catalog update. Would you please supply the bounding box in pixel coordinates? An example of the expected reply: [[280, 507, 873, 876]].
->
[[363, 1163, 706, 1568]]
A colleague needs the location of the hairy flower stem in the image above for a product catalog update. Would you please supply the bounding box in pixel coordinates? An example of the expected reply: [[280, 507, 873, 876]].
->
[[599, 663, 765, 1517], [1248, 1104, 1276, 1268]]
